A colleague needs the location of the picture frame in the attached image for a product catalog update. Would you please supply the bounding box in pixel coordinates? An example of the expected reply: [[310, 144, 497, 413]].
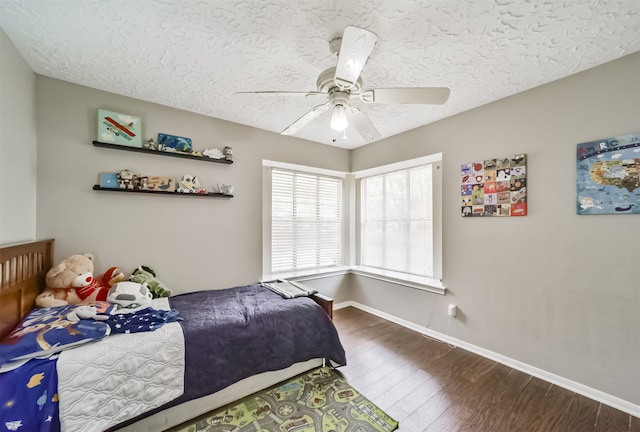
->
[[97, 109, 142, 147], [157, 133, 192, 152], [461, 154, 527, 217], [142, 176, 175, 192], [99, 172, 119, 189], [576, 132, 640, 215]]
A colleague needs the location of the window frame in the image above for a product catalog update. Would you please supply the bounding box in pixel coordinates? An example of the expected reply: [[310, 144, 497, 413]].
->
[[262, 160, 349, 281], [353, 153, 444, 293], [262, 155, 444, 295]]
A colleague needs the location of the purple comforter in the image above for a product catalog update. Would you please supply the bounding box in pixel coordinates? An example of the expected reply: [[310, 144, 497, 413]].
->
[[106, 283, 348, 432], [109, 284, 346, 430], [169, 283, 345, 403]]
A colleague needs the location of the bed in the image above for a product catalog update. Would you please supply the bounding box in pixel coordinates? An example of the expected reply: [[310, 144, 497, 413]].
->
[[0, 239, 346, 432]]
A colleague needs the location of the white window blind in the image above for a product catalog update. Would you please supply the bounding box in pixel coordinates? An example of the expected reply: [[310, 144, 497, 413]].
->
[[360, 163, 434, 277], [271, 167, 343, 274]]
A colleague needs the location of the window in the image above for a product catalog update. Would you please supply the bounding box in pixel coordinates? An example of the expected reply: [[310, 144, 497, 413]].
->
[[360, 165, 433, 276], [262, 155, 443, 293], [355, 153, 442, 288], [263, 161, 345, 278]]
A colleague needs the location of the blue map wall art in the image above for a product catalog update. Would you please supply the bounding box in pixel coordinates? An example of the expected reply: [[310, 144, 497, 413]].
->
[[577, 132, 640, 215]]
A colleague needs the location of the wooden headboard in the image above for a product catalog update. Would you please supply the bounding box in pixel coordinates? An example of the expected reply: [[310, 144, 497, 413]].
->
[[0, 239, 54, 340]]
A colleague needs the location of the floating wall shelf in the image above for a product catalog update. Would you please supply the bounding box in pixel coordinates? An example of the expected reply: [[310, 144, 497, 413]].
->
[[93, 185, 233, 198], [92, 141, 233, 164]]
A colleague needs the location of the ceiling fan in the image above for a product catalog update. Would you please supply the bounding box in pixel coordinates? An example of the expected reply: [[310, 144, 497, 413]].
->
[[237, 26, 450, 143]]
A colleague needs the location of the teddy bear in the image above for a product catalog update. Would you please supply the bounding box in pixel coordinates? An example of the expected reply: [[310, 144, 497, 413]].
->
[[129, 265, 171, 298], [35, 254, 123, 308]]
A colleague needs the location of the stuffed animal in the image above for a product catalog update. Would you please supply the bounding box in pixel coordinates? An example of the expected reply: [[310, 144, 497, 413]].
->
[[66, 305, 110, 322], [102, 267, 125, 287], [129, 265, 171, 298], [107, 281, 153, 308], [35, 254, 120, 308]]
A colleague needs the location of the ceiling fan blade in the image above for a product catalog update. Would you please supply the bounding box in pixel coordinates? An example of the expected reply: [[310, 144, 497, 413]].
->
[[347, 106, 382, 142], [360, 87, 450, 105], [334, 26, 378, 90], [281, 101, 331, 136], [235, 90, 327, 97]]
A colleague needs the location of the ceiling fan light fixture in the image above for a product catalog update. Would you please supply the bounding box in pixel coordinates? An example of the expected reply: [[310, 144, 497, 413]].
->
[[247, 25, 448, 142], [330, 104, 348, 131]]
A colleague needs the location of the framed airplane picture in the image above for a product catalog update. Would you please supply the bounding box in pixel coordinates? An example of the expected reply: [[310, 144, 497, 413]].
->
[[97, 109, 142, 147]]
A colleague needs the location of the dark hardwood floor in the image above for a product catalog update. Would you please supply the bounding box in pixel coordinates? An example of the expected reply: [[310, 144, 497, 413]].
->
[[332, 306, 639, 432]]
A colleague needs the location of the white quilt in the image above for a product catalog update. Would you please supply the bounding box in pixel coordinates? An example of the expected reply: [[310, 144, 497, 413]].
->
[[57, 298, 185, 432]]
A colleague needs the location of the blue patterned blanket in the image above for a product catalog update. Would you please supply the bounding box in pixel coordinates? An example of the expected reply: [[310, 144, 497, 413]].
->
[[1, 284, 346, 432]]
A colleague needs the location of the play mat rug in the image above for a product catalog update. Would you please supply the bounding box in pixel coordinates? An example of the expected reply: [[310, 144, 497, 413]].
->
[[176, 366, 399, 432]]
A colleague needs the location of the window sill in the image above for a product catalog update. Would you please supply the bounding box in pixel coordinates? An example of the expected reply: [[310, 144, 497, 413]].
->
[[262, 266, 350, 283], [349, 266, 446, 295], [262, 266, 446, 295]]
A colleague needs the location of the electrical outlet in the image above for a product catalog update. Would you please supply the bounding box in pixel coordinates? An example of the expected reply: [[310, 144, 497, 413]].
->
[[448, 304, 457, 317]]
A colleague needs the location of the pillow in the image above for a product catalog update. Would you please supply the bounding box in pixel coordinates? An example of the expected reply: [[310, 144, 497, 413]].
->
[[0, 302, 114, 365]]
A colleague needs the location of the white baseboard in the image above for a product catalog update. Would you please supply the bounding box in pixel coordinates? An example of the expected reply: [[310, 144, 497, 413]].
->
[[334, 301, 640, 418]]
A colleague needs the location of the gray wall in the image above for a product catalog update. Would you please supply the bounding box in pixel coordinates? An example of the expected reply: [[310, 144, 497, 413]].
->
[[0, 29, 37, 244], [351, 52, 640, 406], [34, 76, 350, 295]]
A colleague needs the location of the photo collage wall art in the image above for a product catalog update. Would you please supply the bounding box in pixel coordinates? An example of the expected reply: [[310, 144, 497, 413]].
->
[[461, 154, 527, 217]]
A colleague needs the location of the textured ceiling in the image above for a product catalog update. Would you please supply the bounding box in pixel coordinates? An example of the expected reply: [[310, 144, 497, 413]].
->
[[1, 0, 638, 149]]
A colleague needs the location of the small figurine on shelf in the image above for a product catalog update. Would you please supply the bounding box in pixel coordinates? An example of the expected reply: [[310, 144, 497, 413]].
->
[[217, 183, 234, 195], [203, 148, 224, 159], [177, 175, 207, 194], [143, 138, 158, 150], [223, 146, 233, 161], [117, 169, 139, 190]]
